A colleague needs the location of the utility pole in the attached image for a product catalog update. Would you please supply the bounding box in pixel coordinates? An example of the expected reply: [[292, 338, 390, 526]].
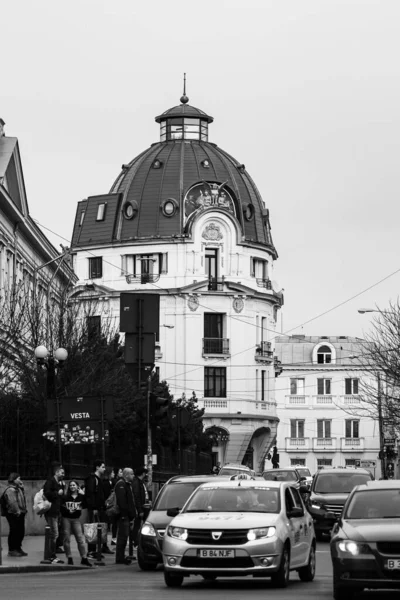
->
[[377, 373, 386, 479], [146, 373, 153, 491]]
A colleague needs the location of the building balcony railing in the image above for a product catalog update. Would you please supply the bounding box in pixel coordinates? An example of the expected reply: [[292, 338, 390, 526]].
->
[[208, 277, 224, 291], [341, 437, 365, 452], [312, 437, 337, 452], [285, 395, 309, 405], [203, 338, 230, 356], [255, 341, 274, 363], [313, 395, 334, 405], [199, 398, 277, 417], [285, 437, 311, 451], [256, 278, 272, 289], [125, 273, 160, 284], [341, 395, 362, 405]]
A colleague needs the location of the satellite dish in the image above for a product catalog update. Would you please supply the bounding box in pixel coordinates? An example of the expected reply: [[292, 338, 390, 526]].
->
[[272, 280, 282, 293]]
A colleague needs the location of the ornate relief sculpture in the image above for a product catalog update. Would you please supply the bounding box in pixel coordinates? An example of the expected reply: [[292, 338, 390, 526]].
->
[[202, 223, 223, 241]]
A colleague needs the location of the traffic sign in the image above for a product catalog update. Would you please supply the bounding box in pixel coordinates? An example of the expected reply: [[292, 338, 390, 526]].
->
[[384, 438, 396, 445], [360, 460, 376, 468]]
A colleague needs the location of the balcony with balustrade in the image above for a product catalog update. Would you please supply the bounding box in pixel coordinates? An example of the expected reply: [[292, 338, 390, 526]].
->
[[255, 341, 274, 363], [341, 437, 365, 452], [313, 395, 334, 406], [285, 437, 311, 451], [285, 395, 309, 406], [125, 273, 160, 284], [340, 395, 362, 406], [256, 278, 272, 290], [199, 398, 277, 418], [312, 437, 337, 452]]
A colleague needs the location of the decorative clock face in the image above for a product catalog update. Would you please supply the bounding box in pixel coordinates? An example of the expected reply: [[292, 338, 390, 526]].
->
[[233, 298, 244, 313]]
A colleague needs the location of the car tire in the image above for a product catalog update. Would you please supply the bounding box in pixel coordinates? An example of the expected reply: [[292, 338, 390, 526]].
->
[[164, 572, 184, 588], [138, 551, 158, 571], [298, 544, 316, 582], [271, 545, 290, 588]]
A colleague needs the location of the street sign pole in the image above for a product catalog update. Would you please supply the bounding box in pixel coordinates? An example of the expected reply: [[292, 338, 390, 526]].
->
[[146, 373, 153, 492]]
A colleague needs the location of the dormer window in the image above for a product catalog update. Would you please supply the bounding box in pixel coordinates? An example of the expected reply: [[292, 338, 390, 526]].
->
[[160, 118, 208, 142], [317, 345, 332, 364], [96, 203, 106, 221]]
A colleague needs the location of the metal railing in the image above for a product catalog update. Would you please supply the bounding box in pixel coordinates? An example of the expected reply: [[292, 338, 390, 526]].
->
[[256, 278, 272, 289], [203, 338, 230, 355], [208, 277, 224, 291], [125, 273, 161, 284]]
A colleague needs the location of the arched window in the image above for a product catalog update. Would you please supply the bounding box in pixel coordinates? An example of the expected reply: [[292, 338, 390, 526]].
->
[[317, 345, 332, 364]]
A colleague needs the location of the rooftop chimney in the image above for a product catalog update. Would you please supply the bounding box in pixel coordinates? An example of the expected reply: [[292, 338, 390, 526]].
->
[[0, 119, 5, 137]]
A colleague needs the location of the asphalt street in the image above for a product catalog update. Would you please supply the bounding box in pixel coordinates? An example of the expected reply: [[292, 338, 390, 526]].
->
[[0, 541, 399, 600]]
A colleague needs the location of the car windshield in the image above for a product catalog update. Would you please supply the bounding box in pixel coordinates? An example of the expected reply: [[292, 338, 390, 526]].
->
[[296, 468, 311, 478], [219, 468, 250, 476], [263, 470, 298, 482], [153, 482, 200, 510], [345, 489, 400, 519], [183, 487, 280, 513], [314, 473, 371, 494]]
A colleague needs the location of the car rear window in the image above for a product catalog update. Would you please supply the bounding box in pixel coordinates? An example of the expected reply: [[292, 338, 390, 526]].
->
[[296, 468, 311, 478], [263, 470, 297, 482], [314, 473, 372, 494], [345, 489, 400, 519], [153, 482, 200, 510], [219, 468, 250, 476]]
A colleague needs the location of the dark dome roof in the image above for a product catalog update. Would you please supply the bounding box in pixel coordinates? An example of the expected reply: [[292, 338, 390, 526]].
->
[[109, 102, 277, 256]]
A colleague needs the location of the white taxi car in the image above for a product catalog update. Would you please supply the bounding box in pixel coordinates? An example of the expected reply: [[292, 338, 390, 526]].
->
[[162, 478, 315, 587]]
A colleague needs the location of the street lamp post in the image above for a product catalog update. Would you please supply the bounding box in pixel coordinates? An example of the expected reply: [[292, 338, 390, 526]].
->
[[34, 345, 68, 464]]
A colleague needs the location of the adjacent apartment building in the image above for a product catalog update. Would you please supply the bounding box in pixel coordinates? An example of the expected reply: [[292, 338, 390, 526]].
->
[[274, 335, 381, 478]]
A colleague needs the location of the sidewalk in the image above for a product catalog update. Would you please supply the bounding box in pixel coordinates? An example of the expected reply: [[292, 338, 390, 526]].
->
[[0, 536, 118, 573]]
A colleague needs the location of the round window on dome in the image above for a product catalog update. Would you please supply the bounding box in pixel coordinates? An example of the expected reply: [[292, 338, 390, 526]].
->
[[243, 203, 255, 221], [162, 199, 178, 217], [123, 201, 138, 220]]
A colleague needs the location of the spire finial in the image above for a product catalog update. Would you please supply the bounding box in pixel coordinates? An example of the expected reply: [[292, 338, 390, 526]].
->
[[180, 73, 189, 104]]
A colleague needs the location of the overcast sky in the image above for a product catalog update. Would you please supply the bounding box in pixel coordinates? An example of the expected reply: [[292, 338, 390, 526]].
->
[[2, 0, 400, 339]]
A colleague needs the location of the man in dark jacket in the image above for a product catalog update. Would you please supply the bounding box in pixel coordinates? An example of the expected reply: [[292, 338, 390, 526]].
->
[[131, 467, 149, 557], [115, 468, 137, 564], [85, 460, 114, 556], [43, 463, 66, 563]]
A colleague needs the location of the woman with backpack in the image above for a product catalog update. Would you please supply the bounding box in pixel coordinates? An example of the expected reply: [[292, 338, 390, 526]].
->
[[60, 480, 92, 566], [2, 473, 27, 557]]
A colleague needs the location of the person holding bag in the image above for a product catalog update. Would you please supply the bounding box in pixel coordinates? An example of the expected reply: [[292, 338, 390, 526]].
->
[[60, 480, 92, 567], [85, 460, 114, 557], [114, 468, 137, 565]]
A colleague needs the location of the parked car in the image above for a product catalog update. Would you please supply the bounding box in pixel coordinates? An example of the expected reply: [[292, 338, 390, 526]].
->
[[137, 474, 225, 570], [218, 463, 255, 477], [331, 479, 400, 599], [262, 467, 311, 492], [307, 468, 374, 541], [162, 478, 316, 588]]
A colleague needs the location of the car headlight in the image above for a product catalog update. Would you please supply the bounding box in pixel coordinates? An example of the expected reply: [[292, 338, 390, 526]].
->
[[337, 540, 371, 556], [167, 526, 188, 541], [141, 522, 156, 537], [247, 527, 276, 541]]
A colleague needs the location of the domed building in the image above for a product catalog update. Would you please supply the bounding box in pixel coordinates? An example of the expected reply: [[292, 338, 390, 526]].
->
[[70, 93, 283, 471]]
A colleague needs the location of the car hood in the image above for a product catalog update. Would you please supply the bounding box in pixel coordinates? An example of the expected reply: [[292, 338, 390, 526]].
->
[[145, 510, 172, 529], [342, 519, 400, 542], [169, 512, 279, 529], [311, 493, 348, 504]]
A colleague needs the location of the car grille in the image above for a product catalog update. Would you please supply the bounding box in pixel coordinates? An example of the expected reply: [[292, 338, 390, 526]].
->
[[181, 556, 254, 568], [186, 529, 248, 545], [383, 570, 400, 580], [377, 542, 400, 555], [324, 504, 343, 517]]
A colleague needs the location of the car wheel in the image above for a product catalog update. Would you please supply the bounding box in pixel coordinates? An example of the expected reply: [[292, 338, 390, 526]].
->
[[271, 545, 290, 588], [138, 551, 158, 571], [164, 571, 184, 587], [298, 544, 316, 582], [202, 574, 217, 581]]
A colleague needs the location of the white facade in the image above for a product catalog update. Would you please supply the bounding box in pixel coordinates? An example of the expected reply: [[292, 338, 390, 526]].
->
[[274, 335, 381, 478]]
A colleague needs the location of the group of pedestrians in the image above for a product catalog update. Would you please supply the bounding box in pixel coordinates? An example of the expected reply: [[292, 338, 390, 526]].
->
[[1, 460, 150, 567]]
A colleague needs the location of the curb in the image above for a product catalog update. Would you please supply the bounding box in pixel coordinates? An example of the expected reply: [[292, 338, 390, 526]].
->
[[0, 564, 93, 574]]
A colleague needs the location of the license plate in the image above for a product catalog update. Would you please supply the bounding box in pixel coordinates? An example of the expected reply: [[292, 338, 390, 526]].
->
[[386, 559, 400, 570], [198, 549, 235, 558]]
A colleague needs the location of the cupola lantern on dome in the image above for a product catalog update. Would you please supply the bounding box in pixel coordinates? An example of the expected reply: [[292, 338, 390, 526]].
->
[[155, 75, 213, 142]]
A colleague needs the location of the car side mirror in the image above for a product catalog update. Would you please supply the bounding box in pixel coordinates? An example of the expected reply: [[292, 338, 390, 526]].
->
[[166, 507, 180, 517], [288, 507, 304, 518]]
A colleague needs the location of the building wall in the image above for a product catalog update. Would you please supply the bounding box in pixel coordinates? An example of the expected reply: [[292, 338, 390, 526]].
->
[[274, 336, 381, 478]]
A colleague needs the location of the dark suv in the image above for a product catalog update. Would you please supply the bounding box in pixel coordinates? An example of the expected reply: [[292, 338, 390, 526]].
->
[[137, 474, 225, 570], [307, 468, 374, 540]]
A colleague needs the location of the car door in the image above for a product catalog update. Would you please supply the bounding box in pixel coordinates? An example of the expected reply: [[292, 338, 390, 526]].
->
[[290, 486, 311, 564], [284, 487, 303, 566]]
